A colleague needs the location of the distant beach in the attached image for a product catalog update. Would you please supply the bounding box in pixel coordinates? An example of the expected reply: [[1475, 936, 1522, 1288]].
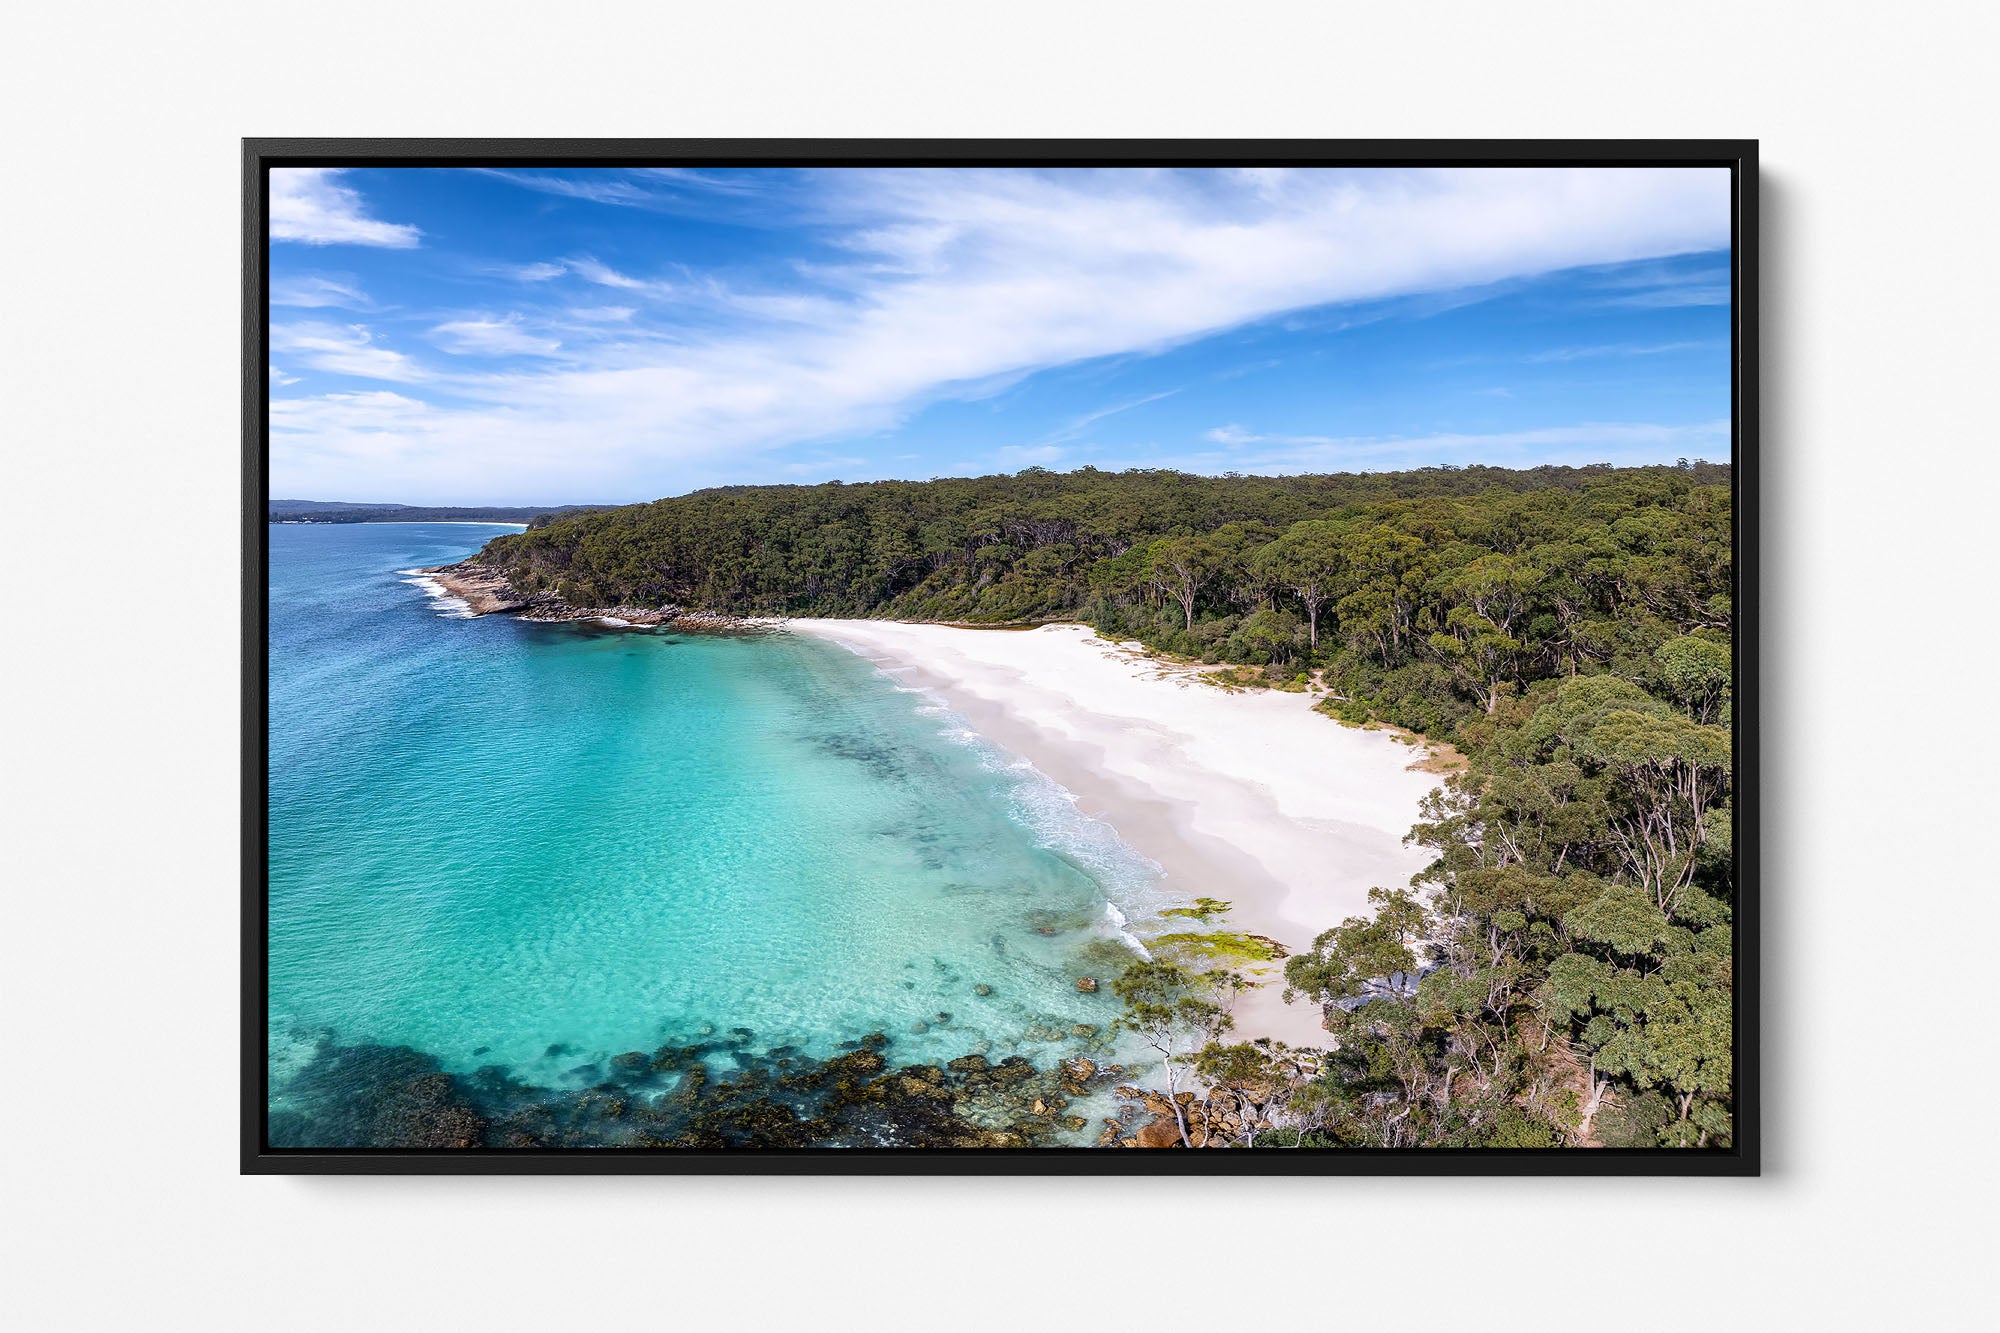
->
[[787, 620, 1446, 1049]]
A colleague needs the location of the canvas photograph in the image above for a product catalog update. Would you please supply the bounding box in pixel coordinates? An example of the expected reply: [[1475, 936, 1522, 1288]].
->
[[251, 147, 1751, 1167]]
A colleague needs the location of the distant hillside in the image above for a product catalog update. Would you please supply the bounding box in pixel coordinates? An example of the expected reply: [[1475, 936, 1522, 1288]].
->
[[268, 501, 608, 528]]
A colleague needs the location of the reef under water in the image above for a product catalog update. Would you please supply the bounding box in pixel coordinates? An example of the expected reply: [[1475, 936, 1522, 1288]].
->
[[267, 1026, 1137, 1150]]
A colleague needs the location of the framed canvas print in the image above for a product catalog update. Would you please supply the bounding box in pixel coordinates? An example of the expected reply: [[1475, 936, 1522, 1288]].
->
[[244, 139, 1757, 1174]]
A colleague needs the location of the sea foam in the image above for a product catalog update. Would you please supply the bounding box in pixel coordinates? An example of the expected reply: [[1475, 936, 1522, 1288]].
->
[[397, 568, 475, 619], [889, 670, 1165, 952]]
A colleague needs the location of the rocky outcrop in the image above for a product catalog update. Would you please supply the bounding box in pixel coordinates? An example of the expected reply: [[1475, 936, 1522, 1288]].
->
[[424, 562, 531, 615], [420, 562, 779, 633], [1104, 1061, 1318, 1148]]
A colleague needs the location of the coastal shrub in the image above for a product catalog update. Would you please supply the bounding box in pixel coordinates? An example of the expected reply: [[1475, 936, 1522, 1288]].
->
[[1593, 1090, 1676, 1148]]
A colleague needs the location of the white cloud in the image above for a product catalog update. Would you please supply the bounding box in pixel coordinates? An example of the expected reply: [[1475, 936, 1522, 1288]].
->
[[269, 364, 299, 386], [1038, 389, 1181, 446], [270, 392, 440, 476], [487, 166, 777, 208], [1169, 419, 1730, 473], [780, 454, 869, 476], [271, 274, 370, 308], [273, 389, 427, 431], [566, 256, 665, 293], [1525, 340, 1724, 363], [429, 314, 562, 357], [636, 167, 768, 193], [1607, 284, 1731, 308], [476, 170, 658, 207], [272, 166, 1731, 500], [270, 169, 420, 248], [271, 322, 428, 382]]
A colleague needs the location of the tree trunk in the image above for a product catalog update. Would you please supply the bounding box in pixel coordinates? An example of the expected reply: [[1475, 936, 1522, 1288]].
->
[[1577, 1056, 1610, 1142]]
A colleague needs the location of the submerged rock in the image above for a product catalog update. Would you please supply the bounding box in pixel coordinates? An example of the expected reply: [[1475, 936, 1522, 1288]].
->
[[987, 1057, 1037, 1087], [273, 1016, 1115, 1152], [270, 1042, 486, 1149], [1058, 1057, 1099, 1093]]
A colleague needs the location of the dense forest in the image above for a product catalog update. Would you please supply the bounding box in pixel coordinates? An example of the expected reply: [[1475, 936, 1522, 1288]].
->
[[475, 461, 1736, 1149]]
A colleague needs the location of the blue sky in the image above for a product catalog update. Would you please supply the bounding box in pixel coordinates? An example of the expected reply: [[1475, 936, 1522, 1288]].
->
[[268, 166, 1732, 504]]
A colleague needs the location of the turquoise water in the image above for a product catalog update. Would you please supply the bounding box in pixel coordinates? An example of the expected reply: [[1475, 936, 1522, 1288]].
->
[[267, 524, 1161, 1125]]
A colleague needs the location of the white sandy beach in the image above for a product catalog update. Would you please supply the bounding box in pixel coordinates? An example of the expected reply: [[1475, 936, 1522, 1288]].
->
[[787, 620, 1446, 1049]]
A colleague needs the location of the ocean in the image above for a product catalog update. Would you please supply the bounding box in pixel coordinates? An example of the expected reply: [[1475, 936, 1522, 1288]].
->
[[266, 522, 1163, 1145]]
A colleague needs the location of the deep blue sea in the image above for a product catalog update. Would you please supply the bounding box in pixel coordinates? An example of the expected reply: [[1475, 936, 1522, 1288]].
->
[[267, 524, 1161, 1135]]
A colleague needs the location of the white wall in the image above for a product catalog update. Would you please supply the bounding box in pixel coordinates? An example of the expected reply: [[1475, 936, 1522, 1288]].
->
[[6, 3, 1995, 1328]]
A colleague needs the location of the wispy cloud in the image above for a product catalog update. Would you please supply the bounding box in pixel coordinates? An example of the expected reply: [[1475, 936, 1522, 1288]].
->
[[1037, 389, 1181, 447], [271, 274, 371, 309], [1604, 284, 1730, 308], [780, 453, 869, 476], [270, 169, 419, 248], [273, 166, 1731, 500], [565, 256, 669, 294], [506, 261, 569, 282], [1525, 339, 1726, 363], [476, 170, 660, 207], [272, 322, 429, 382], [1182, 419, 1729, 473], [485, 166, 781, 212], [532, 255, 846, 327], [429, 314, 562, 357], [637, 167, 768, 193], [1581, 260, 1730, 309]]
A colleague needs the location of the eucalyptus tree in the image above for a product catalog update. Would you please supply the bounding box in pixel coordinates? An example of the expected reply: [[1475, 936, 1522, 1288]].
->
[[1331, 523, 1433, 664], [1144, 534, 1223, 632], [1111, 959, 1239, 1148], [1192, 1038, 1306, 1148], [1252, 519, 1348, 649], [1652, 634, 1733, 722], [1428, 551, 1543, 712], [1282, 887, 1429, 1019]]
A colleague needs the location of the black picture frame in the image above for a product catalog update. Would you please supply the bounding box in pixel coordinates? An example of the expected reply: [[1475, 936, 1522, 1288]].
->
[[244, 138, 1758, 1176]]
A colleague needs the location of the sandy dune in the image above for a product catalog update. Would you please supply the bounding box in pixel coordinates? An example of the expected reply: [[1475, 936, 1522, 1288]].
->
[[787, 620, 1444, 1049]]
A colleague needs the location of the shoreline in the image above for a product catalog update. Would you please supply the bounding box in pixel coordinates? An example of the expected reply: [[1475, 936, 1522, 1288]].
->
[[418, 561, 780, 630], [788, 619, 1445, 1050], [403, 561, 1443, 1051]]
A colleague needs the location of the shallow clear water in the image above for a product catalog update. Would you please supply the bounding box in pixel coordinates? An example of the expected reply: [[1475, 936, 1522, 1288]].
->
[[267, 523, 1162, 1114]]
